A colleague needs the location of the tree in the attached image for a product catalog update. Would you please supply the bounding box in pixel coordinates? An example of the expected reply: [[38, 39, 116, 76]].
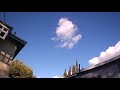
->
[[75, 60, 79, 73], [32, 75, 37, 78], [68, 66, 71, 76], [8, 60, 35, 78], [63, 69, 67, 77], [72, 65, 76, 74]]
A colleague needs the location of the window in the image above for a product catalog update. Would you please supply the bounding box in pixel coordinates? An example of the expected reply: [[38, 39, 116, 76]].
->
[[0, 51, 12, 65], [0, 54, 4, 61], [0, 32, 5, 37], [0, 23, 9, 40], [4, 57, 9, 64], [0, 25, 2, 29], [3, 28, 7, 32]]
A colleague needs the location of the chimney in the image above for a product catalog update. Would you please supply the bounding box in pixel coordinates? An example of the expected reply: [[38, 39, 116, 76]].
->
[[79, 64, 80, 73], [14, 32, 16, 35]]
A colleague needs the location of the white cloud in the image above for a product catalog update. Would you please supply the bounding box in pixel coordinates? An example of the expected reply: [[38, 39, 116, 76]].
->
[[36, 76, 40, 78], [89, 41, 120, 66], [53, 75, 65, 78], [51, 17, 82, 49], [89, 57, 99, 65], [51, 37, 56, 41], [52, 75, 60, 78]]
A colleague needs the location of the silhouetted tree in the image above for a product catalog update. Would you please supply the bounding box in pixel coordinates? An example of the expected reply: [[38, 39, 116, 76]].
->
[[76, 60, 79, 73], [68, 66, 71, 76], [72, 65, 76, 74], [32, 75, 37, 78], [63, 69, 67, 77]]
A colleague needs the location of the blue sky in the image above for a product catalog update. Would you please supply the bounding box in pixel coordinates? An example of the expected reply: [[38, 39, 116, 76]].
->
[[0, 12, 120, 78]]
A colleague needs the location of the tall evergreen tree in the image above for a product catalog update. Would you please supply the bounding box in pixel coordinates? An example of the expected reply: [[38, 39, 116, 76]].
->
[[72, 65, 76, 74], [63, 69, 67, 77], [76, 60, 79, 73], [68, 66, 71, 76]]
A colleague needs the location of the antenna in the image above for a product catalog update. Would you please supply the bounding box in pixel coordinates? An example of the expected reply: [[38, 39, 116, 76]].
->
[[4, 12, 6, 22]]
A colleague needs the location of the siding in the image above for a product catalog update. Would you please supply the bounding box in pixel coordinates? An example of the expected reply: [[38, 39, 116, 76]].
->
[[75, 58, 120, 78], [0, 38, 17, 57]]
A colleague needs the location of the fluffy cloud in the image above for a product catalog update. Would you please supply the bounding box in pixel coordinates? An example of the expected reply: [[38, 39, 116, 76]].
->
[[89, 41, 120, 66], [51, 17, 82, 49], [53, 75, 64, 78], [52, 75, 61, 78]]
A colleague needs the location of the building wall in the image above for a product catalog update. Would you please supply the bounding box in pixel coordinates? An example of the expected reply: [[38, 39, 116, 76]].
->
[[0, 61, 9, 72], [0, 61, 9, 78], [75, 59, 120, 78], [0, 38, 16, 78], [0, 38, 17, 58]]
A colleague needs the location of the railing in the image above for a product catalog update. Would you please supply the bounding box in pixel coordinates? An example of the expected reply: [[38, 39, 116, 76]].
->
[[0, 50, 13, 66]]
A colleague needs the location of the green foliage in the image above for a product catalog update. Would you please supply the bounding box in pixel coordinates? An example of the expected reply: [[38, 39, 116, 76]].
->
[[32, 75, 37, 78], [8, 60, 35, 78], [72, 65, 76, 74], [68, 66, 71, 76], [63, 69, 67, 77]]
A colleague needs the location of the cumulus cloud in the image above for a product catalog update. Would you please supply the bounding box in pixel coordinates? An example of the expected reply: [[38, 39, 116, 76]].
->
[[51, 17, 82, 49], [89, 41, 120, 66], [52, 75, 61, 78], [53, 75, 65, 78]]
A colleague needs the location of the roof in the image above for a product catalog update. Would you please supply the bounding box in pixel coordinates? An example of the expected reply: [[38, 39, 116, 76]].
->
[[81, 55, 120, 72], [66, 55, 120, 78], [0, 20, 27, 59], [0, 20, 13, 31], [9, 33, 27, 59]]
